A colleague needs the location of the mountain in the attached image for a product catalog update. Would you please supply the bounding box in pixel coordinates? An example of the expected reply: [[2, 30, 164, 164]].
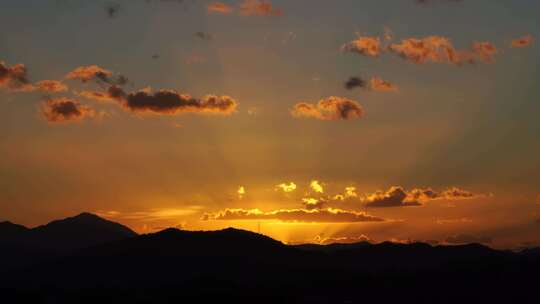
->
[[27, 212, 137, 251], [1, 214, 539, 303], [0, 221, 29, 241], [0, 213, 137, 271]]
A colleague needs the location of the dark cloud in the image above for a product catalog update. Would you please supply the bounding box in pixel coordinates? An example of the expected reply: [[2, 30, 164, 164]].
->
[[363, 186, 422, 208], [78, 86, 238, 116], [291, 96, 364, 121], [194, 31, 213, 41], [105, 3, 121, 18], [363, 186, 488, 208], [41, 97, 95, 123], [445, 234, 493, 245], [345, 77, 367, 90], [0, 61, 32, 91], [202, 208, 384, 223]]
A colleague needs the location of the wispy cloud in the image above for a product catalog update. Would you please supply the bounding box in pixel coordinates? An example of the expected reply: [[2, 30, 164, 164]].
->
[[511, 35, 534, 48]]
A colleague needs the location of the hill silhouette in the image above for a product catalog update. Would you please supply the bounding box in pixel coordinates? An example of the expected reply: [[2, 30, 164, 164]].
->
[[0, 212, 137, 270], [1, 213, 538, 303]]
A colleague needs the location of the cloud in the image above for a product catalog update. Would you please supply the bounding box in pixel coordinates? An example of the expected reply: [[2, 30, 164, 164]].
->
[[370, 76, 398, 92], [302, 198, 326, 210], [310, 180, 324, 193], [239, 0, 283, 16], [41, 97, 95, 123], [341, 36, 382, 57], [104, 3, 121, 18], [511, 35, 534, 48], [78, 86, 238, 116], [0, 61, 32, 91], [472, 41, 498, 63], [124, 90, 238, 115], [363, 186, 422, 208], [202, 208, 384, 223], [362, 186, 487, 208], [207, 2, 234, 14], [96, 206, 203, 221], [316, 234, 371, 245], [389, 36, 476, 65], [275, 182, 297, 193], [65, 65, 128, 86], [291, 96, 364, 121], [345, 77, 367, 90], [35, 80, 69, 93], [238, 186, 246, 199], [333, 186, 358, 201], [436, 218, 473, 225], [416, 0, 464, 5], [194, 31, 213, 41], [445, 234, 493, 245]]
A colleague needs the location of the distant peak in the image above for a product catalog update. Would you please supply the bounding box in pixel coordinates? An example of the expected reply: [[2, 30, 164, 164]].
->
[[74, 212, 101, 219]]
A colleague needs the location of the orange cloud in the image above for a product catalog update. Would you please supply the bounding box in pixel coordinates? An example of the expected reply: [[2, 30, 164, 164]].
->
[[238, 186, 246, 199], [310, 180, 324, 193], [65, 65, 128, 86], [389, 36, 475, 65], [207, 2, 234, 14], [41, 97, 95, 123], [511, 35, 534, 48], [291, 96, 364, 121], [0, 61, 32, 91], [202, 208, 384, 223], [341, 36, 382, 57], [65, 65, 112, 82], [239, 0, 283, 16], [316, 234, 370, 245], [78, 86, 238, 116], [275, 182, 297, 193], [370, 76, 398, 92], [35, 80, 68, 93], [472, 41, 498, 63], [302, 198, 326, 210]]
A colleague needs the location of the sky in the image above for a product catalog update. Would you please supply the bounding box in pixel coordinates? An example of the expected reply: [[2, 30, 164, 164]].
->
[[1, 0, 539, 249]]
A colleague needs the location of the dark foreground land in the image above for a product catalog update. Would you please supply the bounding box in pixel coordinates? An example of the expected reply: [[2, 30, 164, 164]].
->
[[1, 213, 539, 303]]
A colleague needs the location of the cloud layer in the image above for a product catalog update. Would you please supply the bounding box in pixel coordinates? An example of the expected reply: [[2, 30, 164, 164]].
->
[[203, 208, 384, 223]]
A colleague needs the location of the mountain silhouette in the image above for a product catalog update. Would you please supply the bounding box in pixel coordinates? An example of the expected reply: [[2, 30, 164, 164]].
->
[[0, 212, 136, 271], [0, 221, 29, 241], [1, 213, 539, 303]]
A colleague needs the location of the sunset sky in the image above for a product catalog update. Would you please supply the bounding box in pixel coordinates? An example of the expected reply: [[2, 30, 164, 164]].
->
[[1, 0, 539, 249]]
